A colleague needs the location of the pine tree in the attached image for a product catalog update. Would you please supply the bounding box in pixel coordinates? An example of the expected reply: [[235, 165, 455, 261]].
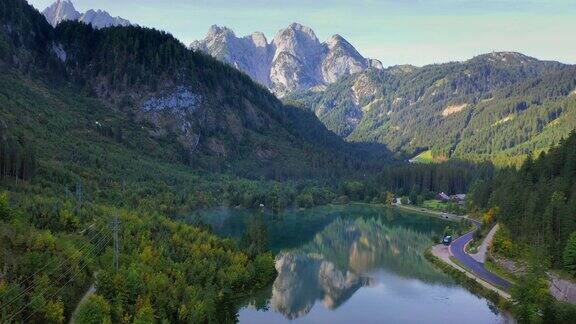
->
[[563, 232, 576, 275]]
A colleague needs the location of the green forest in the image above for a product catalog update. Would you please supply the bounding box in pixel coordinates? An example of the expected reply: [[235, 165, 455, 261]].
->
[[1, 0, 576, 323], [289, 53, 576, 165], [0, 0, 489, 322], [469, 131, 576, 322], [470, 131, 576, 268]]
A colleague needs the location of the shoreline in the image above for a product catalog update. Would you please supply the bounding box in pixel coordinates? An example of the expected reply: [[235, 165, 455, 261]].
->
[[392, 203, 464, 221]]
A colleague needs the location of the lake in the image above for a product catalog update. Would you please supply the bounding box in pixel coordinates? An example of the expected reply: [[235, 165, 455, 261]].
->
[[193, 204, 511, 324]]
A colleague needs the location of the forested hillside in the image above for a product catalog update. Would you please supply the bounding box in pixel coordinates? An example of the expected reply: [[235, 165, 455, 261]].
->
[[2, 0, 393, 180], [289, 52, 576, 164], [0, 0, 382, 322], [470, 131, 576, 268], [3, 0, 570, 322]]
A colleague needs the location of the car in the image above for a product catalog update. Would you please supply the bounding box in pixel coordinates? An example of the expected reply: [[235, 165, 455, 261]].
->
[[442, 235, 453, 245]]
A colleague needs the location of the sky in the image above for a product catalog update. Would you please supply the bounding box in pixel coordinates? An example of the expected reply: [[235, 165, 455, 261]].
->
[[28, 0, 576, 67]]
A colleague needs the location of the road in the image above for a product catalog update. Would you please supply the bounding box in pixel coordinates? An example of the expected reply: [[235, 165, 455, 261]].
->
[[449, 222, 512, 291]]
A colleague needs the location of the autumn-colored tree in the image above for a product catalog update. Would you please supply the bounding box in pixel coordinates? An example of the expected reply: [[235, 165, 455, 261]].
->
[[385, 192, 395, 205], [482, 207, 498, 226]]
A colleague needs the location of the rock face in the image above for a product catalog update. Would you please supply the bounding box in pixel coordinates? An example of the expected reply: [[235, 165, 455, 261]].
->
[[191, 26, 272, 86], [191, 23, 382, 97], [79, 9, 130, 29], [42, 0, 131, 29], [42, 0, 80, 26]]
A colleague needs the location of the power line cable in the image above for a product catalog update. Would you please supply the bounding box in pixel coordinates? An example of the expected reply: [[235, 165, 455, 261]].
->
[[4, 235, 110, 323], [0, 231, 110, 315]]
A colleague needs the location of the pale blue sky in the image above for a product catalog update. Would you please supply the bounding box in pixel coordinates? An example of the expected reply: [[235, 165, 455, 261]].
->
[[28, 0, 576, 67]]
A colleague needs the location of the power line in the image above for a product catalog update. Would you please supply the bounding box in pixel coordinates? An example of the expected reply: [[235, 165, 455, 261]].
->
[[23, 236, 111, 323], [111, 214, 120, 272], [0, 231, 110, 315], [2, 226, 107, 294], [4, 235, 110, 323], [0, 226, 110, 311]]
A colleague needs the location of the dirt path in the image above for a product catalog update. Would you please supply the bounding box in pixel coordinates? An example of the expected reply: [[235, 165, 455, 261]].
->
[[470, 224, 499, 263], [69, 283, 96, 324]]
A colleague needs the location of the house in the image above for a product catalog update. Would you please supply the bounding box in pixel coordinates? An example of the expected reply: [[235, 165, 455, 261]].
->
[[437, 192, 451, 202], [450, 194, 466, 205]]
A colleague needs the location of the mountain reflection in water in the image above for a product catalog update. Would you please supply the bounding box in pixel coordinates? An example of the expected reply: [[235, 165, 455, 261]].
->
[[196, 205, 505, 323], [267, 216, 450, 319]]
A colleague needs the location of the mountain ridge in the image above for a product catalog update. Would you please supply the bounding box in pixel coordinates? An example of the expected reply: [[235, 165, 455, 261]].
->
[[288, 51, 576, 163], [191, 23, 382, 97], [2, 0, 391, 180], [42, 0, 131, 29]]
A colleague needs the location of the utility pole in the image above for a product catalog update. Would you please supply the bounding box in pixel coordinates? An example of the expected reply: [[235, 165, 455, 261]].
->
[[111, 214, 120, 271]]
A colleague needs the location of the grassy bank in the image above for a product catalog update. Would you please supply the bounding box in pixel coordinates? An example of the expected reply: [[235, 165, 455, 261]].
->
[[393, 204, 461, 221]]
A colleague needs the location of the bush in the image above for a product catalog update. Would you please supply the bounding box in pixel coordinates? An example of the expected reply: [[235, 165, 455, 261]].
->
[[491, 227, 520, 258], [0, 192, 10, 221], [75, 295, 112, 324], [543, 299, 576, 324]]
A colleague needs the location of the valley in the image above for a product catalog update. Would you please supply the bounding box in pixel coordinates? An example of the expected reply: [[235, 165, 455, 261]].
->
[[0, 0, 575, 323]]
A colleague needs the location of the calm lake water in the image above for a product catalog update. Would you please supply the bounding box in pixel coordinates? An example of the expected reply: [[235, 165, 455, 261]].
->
[[194, 204, 511, 324]]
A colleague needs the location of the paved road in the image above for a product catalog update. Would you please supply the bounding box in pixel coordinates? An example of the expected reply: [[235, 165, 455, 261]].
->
[[450, 222, 512, 291]]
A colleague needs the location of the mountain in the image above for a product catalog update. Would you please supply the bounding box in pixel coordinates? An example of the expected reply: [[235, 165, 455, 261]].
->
[[0, 2, 394, 320], [288, 52, 576, 164], [42, 0, 131, 29], [191, 23, 382, 97], [41, 0, 80, 26], [2, 0, 390, 181]]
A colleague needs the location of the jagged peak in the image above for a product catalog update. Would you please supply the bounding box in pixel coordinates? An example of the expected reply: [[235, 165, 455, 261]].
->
[[326, 34, 354, 49], [43, 0, 78, 13], [276, 22, 319, 43], [191, 23, 381, 95], [249, 31, 268, 47], [42, 0, 131, 28], [42, 0, 81, 26], [207, 25, 235, 38]]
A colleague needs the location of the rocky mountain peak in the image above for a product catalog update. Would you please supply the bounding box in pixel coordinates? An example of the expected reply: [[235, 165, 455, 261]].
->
[[42, 0, 131, 29], [42, 0, 81, 27], [326, 34, 346, 47], [191, 23, 382, 97], [272, 23, 322, 61], [285, 23, 319, 41], [250, 31, 268, 48], [80, 9, 131, 29], [207, 25, 235, 38]]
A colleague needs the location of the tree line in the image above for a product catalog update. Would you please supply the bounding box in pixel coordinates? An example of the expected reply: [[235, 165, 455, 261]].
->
[[470, 131, 576, 269]]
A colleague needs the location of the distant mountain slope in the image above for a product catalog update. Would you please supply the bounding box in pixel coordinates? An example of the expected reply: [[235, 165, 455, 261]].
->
[[42, 0, 131, 29], [1, 0, 389, 181], [288, 52, 576, 164], [191, 23, 382, 97]]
